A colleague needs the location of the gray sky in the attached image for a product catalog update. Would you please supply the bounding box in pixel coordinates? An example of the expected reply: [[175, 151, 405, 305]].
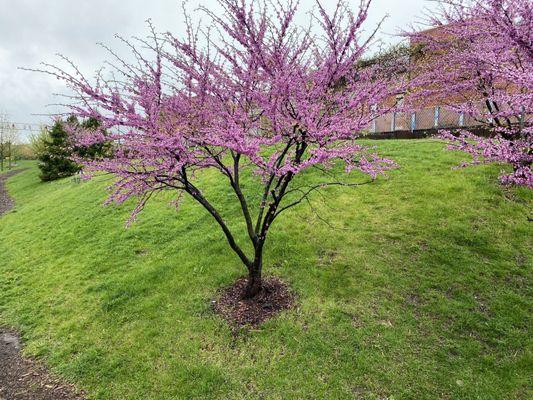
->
[[0, 0, 434, 139]]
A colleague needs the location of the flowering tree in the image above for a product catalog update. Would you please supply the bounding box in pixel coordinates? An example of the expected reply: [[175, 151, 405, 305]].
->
[[31, 0, 404, 297], [406, 0, 532, 187]]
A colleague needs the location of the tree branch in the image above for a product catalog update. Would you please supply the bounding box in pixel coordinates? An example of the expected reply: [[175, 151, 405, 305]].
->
[[273, 180, 372, 219], [181, 169, 252, 269]]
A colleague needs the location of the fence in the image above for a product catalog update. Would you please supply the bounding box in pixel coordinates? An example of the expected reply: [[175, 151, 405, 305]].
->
[[370, 106, 480, 134]]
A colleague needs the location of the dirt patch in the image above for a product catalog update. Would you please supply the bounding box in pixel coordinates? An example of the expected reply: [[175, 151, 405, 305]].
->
[[0, 328, 85, 400], [0, 168, 27, 216], [212, 277, 295, 327]]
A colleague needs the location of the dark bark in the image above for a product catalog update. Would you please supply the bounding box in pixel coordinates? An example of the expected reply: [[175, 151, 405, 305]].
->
[[180, 175, 252, 269], [244, 139, 309, 298], [167, 132, 312, 300], [245, 265, 263, 298], [245, 242, 264, 298]]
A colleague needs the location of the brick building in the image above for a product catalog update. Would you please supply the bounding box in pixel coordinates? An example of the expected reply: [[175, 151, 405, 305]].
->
[[368, 25, 499, 134]]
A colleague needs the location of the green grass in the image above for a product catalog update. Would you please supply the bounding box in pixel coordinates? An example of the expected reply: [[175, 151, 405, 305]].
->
[[0, 140, 531, 399]]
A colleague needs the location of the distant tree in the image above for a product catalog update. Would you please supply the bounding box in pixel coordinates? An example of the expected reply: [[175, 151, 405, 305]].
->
[[13, 143, 36, 160], [29, 127, 50, 160], [38, 117, 81, 181], [407, 0, 532, 187], [32, 0, 406, 297], [357, 43, 415, 72], [0, 114, 9, 171], [0, 113, 19, 171], [30, 125, 55, 164]]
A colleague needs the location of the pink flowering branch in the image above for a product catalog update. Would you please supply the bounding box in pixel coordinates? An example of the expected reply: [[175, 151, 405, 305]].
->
[[441, 128, 533, 187], [405, 0, 532, 187]]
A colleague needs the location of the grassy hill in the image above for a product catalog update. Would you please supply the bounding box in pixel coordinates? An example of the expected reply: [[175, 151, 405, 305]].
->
[[0, 140, 531, 399]]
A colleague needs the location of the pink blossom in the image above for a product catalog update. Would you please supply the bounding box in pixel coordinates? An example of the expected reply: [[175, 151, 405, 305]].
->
[[406, 0, 532, 188]]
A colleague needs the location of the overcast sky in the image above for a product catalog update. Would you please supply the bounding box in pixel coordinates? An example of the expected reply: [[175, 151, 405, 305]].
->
[[0, 0, 435, 139]]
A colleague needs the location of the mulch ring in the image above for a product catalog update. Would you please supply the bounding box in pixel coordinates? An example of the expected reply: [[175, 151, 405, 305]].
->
[[212, 276, 295, 327], [0, 168, 27, 216], [0, 328, 85, 400]]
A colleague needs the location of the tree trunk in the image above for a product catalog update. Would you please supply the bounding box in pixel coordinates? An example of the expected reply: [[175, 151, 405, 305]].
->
[[245, 267, 262, 298], [7, 142, 11, 170], [245, 243, 264, 298]]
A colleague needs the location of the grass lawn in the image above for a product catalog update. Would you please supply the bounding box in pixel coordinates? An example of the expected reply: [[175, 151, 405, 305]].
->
[[0, 140, 531, 399]]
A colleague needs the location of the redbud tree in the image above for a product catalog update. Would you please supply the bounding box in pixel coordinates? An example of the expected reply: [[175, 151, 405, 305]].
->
[[33, 0, 404, 297], [406, 0, 532, 187]]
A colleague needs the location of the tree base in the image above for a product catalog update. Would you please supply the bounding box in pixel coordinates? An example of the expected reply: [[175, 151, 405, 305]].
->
[[244, 277, 263, 299], [212, 276, 294, 326]]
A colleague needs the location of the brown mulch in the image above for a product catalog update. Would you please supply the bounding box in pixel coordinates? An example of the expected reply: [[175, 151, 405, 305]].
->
[[0, 329, 85, 400], [0, 168, 27, 216], [212, 276, 295, 326]]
